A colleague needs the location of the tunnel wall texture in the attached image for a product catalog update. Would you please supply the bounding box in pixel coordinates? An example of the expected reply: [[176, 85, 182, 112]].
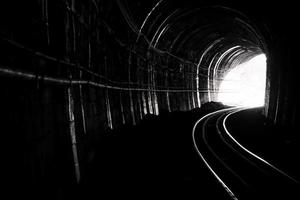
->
[[0, 0, 201, 190], [0, 0, 299, 192]]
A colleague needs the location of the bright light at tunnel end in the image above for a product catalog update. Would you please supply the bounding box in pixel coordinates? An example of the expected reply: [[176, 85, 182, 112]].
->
[[217, 54, 267, 108]]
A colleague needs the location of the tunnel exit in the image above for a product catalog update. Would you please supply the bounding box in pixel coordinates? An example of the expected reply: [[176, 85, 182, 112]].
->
[[217, 54, 267, 108]]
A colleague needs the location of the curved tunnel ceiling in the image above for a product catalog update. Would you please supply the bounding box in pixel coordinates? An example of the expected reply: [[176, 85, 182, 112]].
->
[[123, 0, 267, 107]]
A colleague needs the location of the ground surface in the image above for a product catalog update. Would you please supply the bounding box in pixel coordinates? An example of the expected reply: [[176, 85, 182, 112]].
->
[[80, 104, 299, 199]]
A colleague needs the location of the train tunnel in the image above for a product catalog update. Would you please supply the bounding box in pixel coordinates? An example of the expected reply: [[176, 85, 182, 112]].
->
[[1, 0, 299, 199]]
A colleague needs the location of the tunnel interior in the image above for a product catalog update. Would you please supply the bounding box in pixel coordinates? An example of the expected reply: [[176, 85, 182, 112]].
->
[[131, 1, 268, 111], [1, 0, 299, 199]]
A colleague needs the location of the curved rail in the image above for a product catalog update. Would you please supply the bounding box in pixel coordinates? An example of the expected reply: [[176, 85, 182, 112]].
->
[[192, 107, 299, 200], [223, 108, 299, 184], [192, 107, 239, 200]]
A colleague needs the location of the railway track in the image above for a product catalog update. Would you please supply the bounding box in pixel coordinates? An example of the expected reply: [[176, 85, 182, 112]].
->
[[192, 108, 299, 200]]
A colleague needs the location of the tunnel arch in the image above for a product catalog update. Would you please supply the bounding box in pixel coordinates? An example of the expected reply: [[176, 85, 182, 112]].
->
[[127, 0, 269, 117]]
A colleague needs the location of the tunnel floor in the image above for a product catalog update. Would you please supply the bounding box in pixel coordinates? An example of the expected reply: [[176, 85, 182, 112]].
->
[[76, 103, 299, 199], [225, 108, 300, 183]]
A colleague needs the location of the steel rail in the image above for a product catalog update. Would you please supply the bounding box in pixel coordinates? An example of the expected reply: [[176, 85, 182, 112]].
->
[[192, 107, 239, 200], [223, 108, 300, 184]]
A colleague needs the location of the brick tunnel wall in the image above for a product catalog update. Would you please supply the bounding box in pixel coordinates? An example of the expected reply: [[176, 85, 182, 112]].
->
[[0, 0, 198, 192]]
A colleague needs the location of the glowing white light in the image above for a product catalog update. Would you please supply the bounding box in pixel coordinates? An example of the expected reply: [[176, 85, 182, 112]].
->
[[217, 54, 267, 107]]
